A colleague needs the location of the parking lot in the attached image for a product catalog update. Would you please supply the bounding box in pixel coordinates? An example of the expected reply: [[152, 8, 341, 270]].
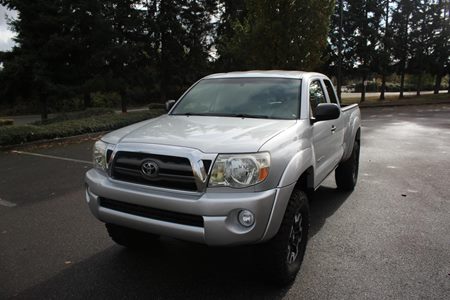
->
[[1, 104, 449, 299]]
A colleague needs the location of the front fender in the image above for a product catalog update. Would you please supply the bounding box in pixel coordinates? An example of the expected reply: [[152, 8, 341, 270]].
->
[[278, 147, 314, 188], [260, 148, 314, 242]]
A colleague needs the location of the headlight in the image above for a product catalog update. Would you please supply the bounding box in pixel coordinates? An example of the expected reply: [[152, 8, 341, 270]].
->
[[93, 140, 110, 171], [209, 152, 270, 188]]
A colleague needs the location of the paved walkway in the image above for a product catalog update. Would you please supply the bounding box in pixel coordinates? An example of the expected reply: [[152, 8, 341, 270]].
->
[[341, 90, 447, 99]]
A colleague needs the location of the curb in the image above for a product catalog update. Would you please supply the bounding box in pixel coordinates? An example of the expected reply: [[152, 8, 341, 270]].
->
[[354, 98, 450, 108], [0, 131, 107, 152]]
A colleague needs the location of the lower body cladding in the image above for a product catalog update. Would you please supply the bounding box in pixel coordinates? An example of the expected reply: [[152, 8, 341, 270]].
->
[[85, 169, 295, 246]]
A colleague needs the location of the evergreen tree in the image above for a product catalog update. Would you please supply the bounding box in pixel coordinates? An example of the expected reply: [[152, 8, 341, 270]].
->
[[379, 0, 392, 100], [102, 0, 146, 112], [429, 0, 449, 94], [346, 0, 383, 102], [0, 0, 78, 119], [142, 0, 217, 101], [408, 0, 435, 96], [391, 0, 414, 98], [218, 0, 335, 71], [215, 0, 247, 71]]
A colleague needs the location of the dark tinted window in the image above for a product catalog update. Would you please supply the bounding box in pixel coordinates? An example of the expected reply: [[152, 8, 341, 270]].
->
[[324, 80, 339, 104], [309, 80, 327, 116]]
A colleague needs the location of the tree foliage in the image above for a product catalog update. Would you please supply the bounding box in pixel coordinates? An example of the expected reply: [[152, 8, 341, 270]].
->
[[218, 0, 335, 70], [0, 0, 449, 117]]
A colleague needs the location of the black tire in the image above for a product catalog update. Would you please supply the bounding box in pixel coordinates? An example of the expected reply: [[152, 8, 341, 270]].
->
[[262, 189, 310, 285], [335, 139, 360, 191], [105, 223, 159, 248]]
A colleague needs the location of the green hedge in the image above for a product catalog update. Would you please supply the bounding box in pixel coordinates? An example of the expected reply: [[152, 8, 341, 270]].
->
[[32, 107, 115, 125], [148, 103, 166, 110], [0, 110, 164, 146], [0, 119, 14, 127]]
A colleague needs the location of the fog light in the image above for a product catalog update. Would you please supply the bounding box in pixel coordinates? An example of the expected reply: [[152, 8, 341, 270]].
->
[[238, 210, 255, 227]]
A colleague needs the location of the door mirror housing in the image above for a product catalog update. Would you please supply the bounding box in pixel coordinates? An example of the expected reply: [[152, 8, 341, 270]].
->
[[165, 100, 176, 112], [313, 103, 340, 122]]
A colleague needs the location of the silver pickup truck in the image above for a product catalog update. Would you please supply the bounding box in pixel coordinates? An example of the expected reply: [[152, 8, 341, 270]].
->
[[85, 71, 360, 284]]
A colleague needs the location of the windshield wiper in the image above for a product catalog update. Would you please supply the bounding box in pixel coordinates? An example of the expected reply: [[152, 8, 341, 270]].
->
[[172, 112, 213, 116], [172, 112, 270, 119], [230, 113, 270, 119]]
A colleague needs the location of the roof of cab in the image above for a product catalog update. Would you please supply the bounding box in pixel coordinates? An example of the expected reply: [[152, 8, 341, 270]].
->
[[203, 70, 325, 80]]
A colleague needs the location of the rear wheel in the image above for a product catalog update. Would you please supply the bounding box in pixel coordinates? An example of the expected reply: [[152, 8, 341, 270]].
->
[[335, 139, 360, 191], [106, 223, 159, 248], [262, 189, 309, 285]]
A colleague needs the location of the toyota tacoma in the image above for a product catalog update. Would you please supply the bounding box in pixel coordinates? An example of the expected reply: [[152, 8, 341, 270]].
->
[[85, 71, 361, 284]]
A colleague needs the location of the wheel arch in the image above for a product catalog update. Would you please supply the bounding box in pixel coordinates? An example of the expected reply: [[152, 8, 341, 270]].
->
[[261, 166, 314, 242]]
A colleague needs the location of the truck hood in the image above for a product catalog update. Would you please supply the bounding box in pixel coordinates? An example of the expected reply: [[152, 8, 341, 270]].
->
[[102, 115, 297, 153]]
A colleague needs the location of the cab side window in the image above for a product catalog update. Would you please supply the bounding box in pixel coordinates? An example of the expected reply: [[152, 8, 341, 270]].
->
[[324, 80, 339, 105], [309, 80, 327, 116]]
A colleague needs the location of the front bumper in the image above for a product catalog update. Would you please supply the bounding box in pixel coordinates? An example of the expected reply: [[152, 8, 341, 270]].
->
[[85, 169, 294, 246]]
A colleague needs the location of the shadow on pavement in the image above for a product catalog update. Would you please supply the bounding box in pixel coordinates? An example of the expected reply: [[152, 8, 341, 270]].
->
[[15, 186, 350, 299], [309, 186, 352, 237], [16, 240, 288, 299]]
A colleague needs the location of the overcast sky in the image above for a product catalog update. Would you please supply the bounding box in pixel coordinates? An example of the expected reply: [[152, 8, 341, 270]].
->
[[0, 5, 17, 51]]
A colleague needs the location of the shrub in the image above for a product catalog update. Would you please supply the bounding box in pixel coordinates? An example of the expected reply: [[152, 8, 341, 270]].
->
[[0, 110, 164, 146], [0, 119, 14, 127], [32, 108, 115, 125], [148, 103, 166, 110], [354, 82, 379, 93], [91, 92, 121, 108]]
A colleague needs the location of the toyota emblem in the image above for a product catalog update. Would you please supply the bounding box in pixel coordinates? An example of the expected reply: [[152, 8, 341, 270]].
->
[[141, 160, 159, 178]]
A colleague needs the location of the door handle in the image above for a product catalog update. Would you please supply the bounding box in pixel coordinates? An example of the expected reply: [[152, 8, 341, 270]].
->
[[331, 125, 336, 133]]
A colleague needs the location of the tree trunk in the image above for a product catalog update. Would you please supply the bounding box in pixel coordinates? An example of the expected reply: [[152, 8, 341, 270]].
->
[[380, 0, 389, 101], [337, 0, 343, 102], [361, 74, 367, 102], [120, 89, 127, 113], [40, 93, 48, 121], [159, 1, 168, 103], [380, 73, 386, 100], [83, 92, 92, 109], [433, 74, 442, 94], [400, 70, 405, 99], [416, 73, 422, 96]]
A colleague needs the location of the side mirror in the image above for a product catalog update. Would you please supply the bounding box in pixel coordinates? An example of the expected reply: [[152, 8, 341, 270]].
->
[[313, 103, 340, 122], [165, 100, 176, 112]]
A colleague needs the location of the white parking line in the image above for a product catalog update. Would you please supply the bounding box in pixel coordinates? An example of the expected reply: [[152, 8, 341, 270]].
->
[[0, 198, 17, 207], [11, 150, 92, 165]]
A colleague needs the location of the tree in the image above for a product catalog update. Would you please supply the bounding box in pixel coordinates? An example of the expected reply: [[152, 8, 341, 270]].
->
[[217, 0, 335, 71], [66, 0, 114, 109], [391, 0, 414, 98], [142, 1, 217, 101], [324, 0, 358, 99], [429, 0, 450, 94], [346, 0, 383, 102], [379, 0, 391, 100], [102, 0, 147, 112], [408, 0, 435, 96], [0, 0, 81, 119], [215, 0, 247, 71]]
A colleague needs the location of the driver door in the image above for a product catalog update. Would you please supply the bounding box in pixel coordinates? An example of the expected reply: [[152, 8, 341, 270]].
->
[[309, 79, 336, 187]]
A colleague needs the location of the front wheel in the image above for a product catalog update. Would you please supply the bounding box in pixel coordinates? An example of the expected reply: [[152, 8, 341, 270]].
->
[[261, 189, 309, 285], [335, 139, 360, 191]]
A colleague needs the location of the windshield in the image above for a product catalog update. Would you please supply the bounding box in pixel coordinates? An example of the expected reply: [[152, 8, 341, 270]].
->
[[171, 78, 301, 119]]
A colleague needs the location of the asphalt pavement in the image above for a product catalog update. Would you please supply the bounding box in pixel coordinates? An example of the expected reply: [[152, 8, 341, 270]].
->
[[0, 104, 449, 299]]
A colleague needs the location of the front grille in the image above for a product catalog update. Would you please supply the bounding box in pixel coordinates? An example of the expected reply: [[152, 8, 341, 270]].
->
[[111, 151, 207, 191], [100, 198, 204, 227]]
